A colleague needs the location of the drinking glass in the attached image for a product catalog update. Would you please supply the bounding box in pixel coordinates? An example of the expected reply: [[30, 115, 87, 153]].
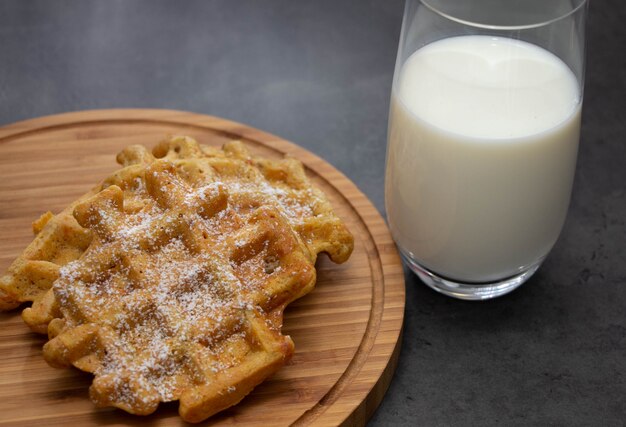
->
[[385, 0, 588, 300]]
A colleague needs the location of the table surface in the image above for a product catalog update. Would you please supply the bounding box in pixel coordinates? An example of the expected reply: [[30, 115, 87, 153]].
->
[[0, 1, 624, 425]]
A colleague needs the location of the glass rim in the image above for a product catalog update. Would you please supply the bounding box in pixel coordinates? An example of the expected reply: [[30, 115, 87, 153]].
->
[[419, 0, 588, 31]]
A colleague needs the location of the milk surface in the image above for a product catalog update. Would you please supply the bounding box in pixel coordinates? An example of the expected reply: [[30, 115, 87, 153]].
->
[[385, 35, 581, 282]]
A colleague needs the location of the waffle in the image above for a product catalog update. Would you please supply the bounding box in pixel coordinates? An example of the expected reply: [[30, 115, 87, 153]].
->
[[1, 136, 354, 421]]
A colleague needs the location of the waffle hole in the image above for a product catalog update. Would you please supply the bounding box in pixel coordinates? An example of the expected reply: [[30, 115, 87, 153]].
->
[[263, 255, 280, 274], [153, 145, 167, 158]]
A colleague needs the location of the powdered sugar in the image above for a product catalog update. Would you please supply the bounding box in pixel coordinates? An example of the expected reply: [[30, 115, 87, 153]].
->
[[53, 163, 291, 409]]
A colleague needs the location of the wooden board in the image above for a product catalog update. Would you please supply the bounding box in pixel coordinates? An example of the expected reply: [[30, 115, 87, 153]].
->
[[0, 110, 405, 426]]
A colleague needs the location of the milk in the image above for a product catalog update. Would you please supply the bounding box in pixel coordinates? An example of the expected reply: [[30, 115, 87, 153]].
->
[[385, 35, 581, 282]]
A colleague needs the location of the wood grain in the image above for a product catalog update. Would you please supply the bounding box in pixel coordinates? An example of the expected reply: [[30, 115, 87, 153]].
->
[[0, 110, 405, 426]]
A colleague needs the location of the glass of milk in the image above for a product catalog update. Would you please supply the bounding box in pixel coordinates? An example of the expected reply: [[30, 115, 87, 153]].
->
[[385, 0, 588, 300]]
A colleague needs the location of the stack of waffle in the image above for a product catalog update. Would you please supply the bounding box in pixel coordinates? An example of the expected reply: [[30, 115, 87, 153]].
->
[[0, 136, 353, 423]]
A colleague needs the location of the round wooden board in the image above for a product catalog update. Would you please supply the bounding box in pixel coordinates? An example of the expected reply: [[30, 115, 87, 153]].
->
[[0, 110, 405, 427]]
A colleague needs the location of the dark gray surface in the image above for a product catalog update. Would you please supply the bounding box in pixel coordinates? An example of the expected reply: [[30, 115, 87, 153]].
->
[[0, 1, 624, 425]]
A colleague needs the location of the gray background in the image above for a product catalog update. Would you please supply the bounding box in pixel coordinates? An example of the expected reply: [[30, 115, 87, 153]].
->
[[0, 0, 624, 425]]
